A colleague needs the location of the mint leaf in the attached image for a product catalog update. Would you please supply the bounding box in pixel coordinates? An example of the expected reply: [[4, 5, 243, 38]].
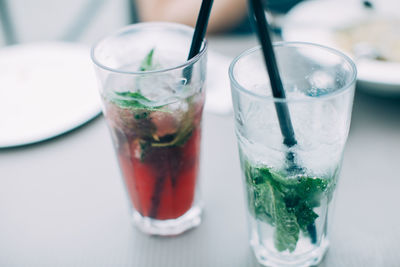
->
[[116, 91, 151, 101], [111, 48, 159, 109], [113, 91, 152, 109], [244, 162, 299, 252], [294, 202, 318, 233], [244, 163, 335, 252], [273, 186, 300, 252], [295, 176, 328, 207], [245, 163, 272, 223], [140, 48, 156, 71], [110, 48, 197, 154], [112, 91, 165, 113]]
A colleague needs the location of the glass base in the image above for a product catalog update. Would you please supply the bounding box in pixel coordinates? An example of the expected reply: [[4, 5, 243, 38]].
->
[[131, 205, 202, 236], [251, 234, 329, 267]]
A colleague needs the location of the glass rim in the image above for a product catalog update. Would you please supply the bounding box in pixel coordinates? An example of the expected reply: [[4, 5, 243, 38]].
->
[[228, 41, 357, 103], [91, 22, 208, 75]]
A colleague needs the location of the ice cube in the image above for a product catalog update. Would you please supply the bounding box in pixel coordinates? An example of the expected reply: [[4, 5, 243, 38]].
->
[[307, 71, 336, 96]]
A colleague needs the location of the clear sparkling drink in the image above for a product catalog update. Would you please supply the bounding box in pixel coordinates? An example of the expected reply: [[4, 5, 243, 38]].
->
[[229, 42, 356, 266]]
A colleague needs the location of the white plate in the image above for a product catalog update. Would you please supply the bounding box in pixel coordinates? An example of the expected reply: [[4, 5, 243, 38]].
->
[[0, 42, 101, 148], [282, 0, 400, 95]]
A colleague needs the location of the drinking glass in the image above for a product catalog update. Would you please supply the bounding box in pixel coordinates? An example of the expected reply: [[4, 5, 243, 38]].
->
[[229, 42, 356, 266], [91, 22, 207, 236]]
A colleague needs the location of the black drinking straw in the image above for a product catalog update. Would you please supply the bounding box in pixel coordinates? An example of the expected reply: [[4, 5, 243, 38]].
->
[[249, 0, 296, 148], [363, 0, 374, 9], [249, 0, 317, 243], [184, 0, 214, 82], [188, 0, 213, 60]]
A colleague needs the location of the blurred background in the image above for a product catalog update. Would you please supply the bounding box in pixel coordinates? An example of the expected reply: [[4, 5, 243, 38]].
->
[[0, 0, 131, 46], [0, 0, 306, 46]]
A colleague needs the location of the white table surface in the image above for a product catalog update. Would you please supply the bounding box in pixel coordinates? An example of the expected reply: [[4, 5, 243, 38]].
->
[[1, 33, 400, 267]]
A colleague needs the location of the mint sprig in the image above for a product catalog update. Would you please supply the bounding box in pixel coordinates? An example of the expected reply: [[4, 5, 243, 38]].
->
[[140, 48, 156, 71], [110, 48, 196, 156], [244, 162, 335, 252], [113, 91, 155, 110], [111, 49, 162, 110]]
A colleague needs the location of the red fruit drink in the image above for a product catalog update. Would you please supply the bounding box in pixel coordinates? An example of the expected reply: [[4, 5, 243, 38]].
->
[[91, 23, 208, 235], [105, 93, 204, 220]]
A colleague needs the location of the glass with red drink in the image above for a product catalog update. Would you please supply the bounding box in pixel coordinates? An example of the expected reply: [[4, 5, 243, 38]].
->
[[91, 22, 207, 235]]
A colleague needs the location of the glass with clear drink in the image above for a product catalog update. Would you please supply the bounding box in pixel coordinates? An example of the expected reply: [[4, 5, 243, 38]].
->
[[229, 42, 356, 266]]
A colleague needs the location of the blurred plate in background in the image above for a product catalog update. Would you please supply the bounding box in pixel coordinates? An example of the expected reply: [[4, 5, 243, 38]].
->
[[0, 42, 101, 148], [282, 0, 400, 96]]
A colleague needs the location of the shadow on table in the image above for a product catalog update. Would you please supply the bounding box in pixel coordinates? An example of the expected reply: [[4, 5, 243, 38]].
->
[[0, 114, 102, 152], [244, 248, 331, 267]]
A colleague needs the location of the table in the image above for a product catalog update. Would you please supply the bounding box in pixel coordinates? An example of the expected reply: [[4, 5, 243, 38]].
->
[[1, 34, 400, 267]]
